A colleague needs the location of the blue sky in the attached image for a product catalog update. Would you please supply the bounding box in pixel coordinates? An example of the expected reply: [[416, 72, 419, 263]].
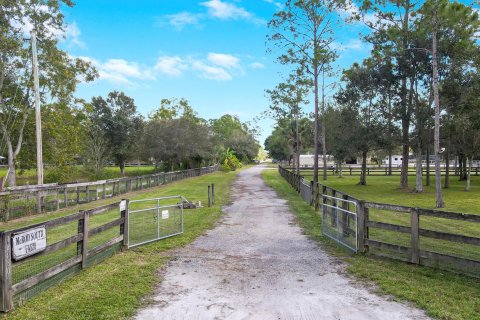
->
[[60, 0, 372, 145]]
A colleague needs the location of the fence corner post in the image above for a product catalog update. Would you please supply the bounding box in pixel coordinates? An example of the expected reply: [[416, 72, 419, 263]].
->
[[410, 208, 420, 264], [356, 200, 367, 254], [120, 199, 129, 250], [0, 232, 14, 312]]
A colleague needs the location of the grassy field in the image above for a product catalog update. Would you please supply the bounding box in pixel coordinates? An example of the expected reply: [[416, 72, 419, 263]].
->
[[1, 168, 242, 320], [0, 166, 158, 185], [262, 169, 480, 320]]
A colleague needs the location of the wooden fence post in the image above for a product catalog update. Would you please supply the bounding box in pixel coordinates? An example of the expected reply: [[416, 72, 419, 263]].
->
[[211, 184, 215, 205], [64, 187, 68, 208], [0, 232, 13, 312], [356, 200, 367, 253], [310, 181, 314, 206], [102, 183, 106, 199], [81, 210, 89, 269], [331, 189, 337, 227], [410, 208, 420, 264], [208, 185, 211, 207], [120, 199, 129, 250]]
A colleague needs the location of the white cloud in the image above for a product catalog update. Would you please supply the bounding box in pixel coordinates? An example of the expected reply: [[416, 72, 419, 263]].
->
[[163, 12, 200, 30], [263, 0, 283, 10], [154, 56, 188, 76], [65, 22, 86, 48], [192, 61, 232, 81], [201, 0, 251, 19], [207, 53, 240, 69], [200, 0, 265, 24], [79, 57, 155, 86], [249, 62, 265, 69]]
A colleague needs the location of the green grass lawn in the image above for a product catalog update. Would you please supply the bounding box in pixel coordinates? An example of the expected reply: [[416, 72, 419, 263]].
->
[[262, 169, 480, 320], [1, 168, 242, 320], [0, 166, 159, 186]]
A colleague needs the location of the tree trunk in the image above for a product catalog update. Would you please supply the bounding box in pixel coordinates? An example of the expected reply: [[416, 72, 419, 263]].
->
[[400, 119, 409, 189], [432, 13, 444, 208], [466, 156, 471, 191], [444, 152, 449, 188], [359, 151, 367, 185], [415, 150, 423, 192], [313, 70, 319, 185], [388, 150, 392, 175], [462, 156, 467, 180], [339, 161, 343, 178], [295, 109, 300, 176], [321, 69, 327, 181], [7, 143, 17, 187]]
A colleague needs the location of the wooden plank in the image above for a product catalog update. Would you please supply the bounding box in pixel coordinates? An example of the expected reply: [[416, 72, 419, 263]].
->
[[12, 234, 82, 266], [357, 201, 366, 253], [366, 239, 410, 254], [418, 208, 480, 222], [8, 211, 83, 234], [420, 250, 480, 270], [88, 202, 120, 216], [411, 209, 420, 264], [87, 235, 124, 257], [419, 229, 480, 246], [121, 199, 129, 248], [89, 217, 125, 236], [366, 221, 411, 234], [364, 202, 412, 213], [12, 255, 82, 295]]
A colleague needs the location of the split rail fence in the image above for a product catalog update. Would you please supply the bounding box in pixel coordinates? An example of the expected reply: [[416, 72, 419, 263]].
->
[[0, 202, 127, 311], [293, 166, 480, 177], [0, 165, 218, 222], [279, 166, 480, 277]]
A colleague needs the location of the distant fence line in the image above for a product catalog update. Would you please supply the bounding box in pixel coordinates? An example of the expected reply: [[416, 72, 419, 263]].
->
[[283, 165, 480, 177], [0, 165, 219, 222], [278, 166, 480, 278]]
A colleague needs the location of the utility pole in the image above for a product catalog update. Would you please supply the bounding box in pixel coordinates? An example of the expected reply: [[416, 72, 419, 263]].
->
[[31, 30, 43, 186]]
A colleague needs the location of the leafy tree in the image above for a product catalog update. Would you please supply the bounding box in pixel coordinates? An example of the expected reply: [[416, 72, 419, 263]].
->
[[90, 91, 143, 175], [0, 0, 96, 186], [210, 114, 259, 163], [266, 69, 310, 174], [17, 102, 88, 182], [268, 0, 342, 183], [143, 117, 214, 170]]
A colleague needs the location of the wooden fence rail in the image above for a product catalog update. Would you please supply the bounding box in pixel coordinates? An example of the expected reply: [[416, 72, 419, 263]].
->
[[0, 201, 129, 311], [284, 166, 480, 177], [278, 165, 480, 277], [0, 165, 218, 222]]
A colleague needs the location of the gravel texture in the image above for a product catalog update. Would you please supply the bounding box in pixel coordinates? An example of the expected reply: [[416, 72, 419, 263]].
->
[[135, 165, 430, 320]]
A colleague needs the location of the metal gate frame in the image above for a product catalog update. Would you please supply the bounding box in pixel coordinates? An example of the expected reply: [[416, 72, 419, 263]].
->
[[127, 195, 185, 248], [321, 194, 358, 252]]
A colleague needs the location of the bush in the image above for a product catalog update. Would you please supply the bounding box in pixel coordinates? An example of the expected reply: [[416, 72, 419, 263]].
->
[[221, 154, 242, 172]]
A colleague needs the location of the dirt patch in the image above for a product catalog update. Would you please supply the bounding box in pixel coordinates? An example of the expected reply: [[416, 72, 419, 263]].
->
[[135, 165, 430, 320]]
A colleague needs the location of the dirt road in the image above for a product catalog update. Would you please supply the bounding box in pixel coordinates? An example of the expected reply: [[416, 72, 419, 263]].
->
[[135, 165, 429, 320]]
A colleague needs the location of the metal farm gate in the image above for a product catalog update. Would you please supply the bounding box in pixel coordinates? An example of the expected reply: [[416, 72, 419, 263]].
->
[[127, 196, 184, 248], [321, 194, 358, 252]]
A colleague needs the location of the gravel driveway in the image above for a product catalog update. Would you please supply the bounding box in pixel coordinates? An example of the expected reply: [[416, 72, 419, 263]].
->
[[135, 165, 430, 320]]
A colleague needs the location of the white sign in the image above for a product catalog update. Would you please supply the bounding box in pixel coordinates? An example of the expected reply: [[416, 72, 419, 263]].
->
[[12, 226, 47, 261], [120, 200, 127, 212], [162, 210, 169, 220]]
